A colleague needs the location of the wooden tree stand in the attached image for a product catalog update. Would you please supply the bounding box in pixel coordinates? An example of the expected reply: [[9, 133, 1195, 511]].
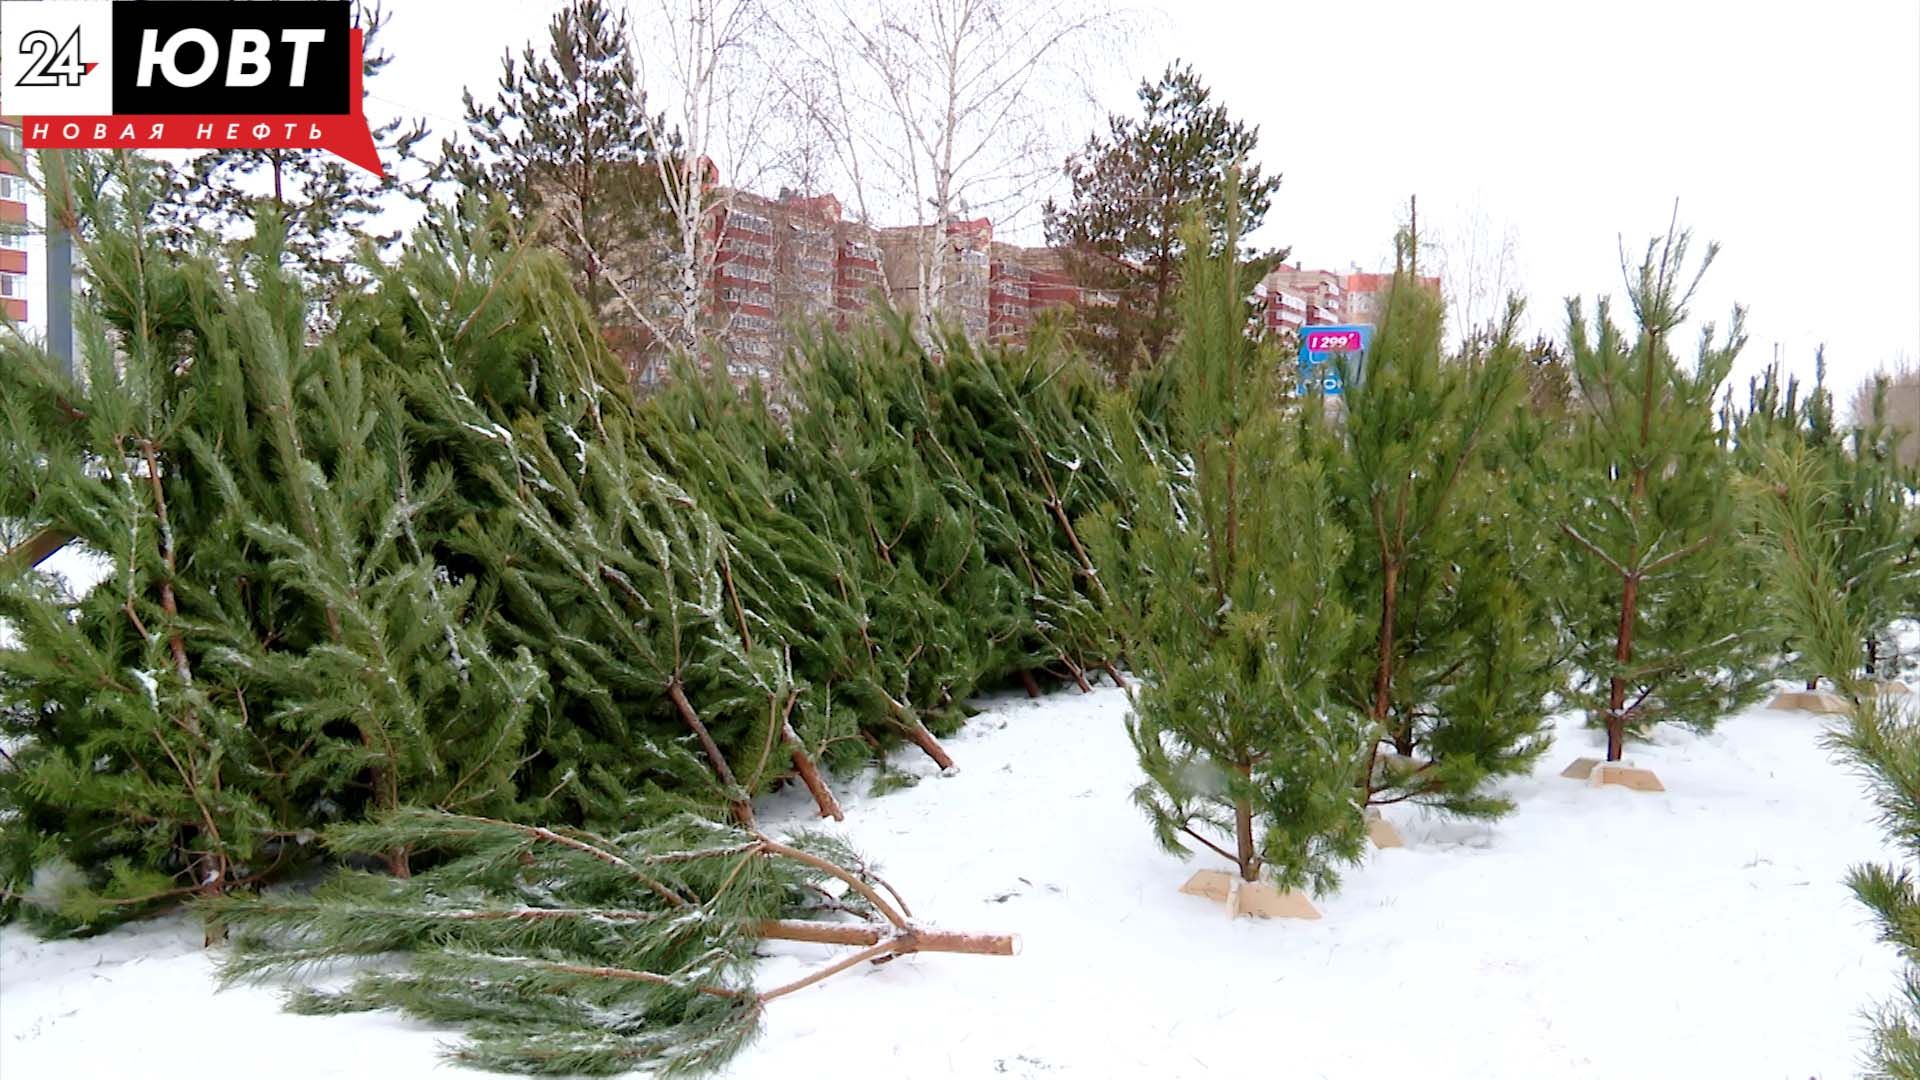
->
[[1365, 808, 1404, 849], [1560, 757, 1664, 792], [1767, 688, 1851, 714], [1179, 869, 1320, 920]]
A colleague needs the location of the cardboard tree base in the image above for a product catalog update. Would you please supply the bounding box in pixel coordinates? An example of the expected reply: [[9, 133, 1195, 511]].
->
[[1560, 757, 1665, 792], [1877, 681, 1911, 697], [1179, 870, 1320, 920], [1767, 689, 1852, 715], [1365, 809, 1404, 849]]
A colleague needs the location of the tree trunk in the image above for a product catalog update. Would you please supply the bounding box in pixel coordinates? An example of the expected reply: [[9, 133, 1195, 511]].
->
[[1806, 676, 1820, 692], [755, 919, 1018, 956], [1371, 560, 1400, 728], [1233, 771, 1257, 883], [1018, 670, 1042, 698], [781, 723, 843, 822], [1102, 662, 1128, 690], [667, 680, 756, 826], [1607, 573, 1640, 762], [901, 716, 955, 771]]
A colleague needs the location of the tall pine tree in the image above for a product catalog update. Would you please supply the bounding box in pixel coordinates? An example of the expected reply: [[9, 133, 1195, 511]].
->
[[437, 0, 672, 364], [1043, 63, 1284, 382], [157, 2, 427, 305], [1087, 188, 1366, 892], [1549, 217, 1768, 762], [1307, 246, 1556, 819]]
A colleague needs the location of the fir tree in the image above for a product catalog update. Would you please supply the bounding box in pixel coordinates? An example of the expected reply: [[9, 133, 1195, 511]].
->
[[361, 206, 797, 829], [1549, 216, 1769, 762], [1043, 63, 1284, 381], [1087, 189, 1367, 891], [157, 2, 428, 304], [0, 158, 542, 930], [437, 0, 671, 360], [1307, 256, 1556, 819], [211, 809, 1014, 1076]]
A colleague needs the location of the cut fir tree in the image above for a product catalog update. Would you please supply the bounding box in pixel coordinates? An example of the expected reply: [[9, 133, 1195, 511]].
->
[[211, 810, 1015, 1077], [1548, 215, 1769, 781], [1087, 185, 1368, 916]]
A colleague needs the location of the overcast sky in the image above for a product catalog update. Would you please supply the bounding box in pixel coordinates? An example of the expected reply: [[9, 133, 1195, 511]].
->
[[31, 0, 1919, 404]]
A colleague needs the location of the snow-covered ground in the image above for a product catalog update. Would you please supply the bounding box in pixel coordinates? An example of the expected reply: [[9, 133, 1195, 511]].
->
[[1, 685, 1905, 1079]]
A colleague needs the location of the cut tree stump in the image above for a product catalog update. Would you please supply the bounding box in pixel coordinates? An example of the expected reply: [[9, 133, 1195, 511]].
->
[[1365, 809, 1404, 849], [1560, 757, 1665, 792], [1766, 689, 1851, 715], [1178, 869, 1320, 920]]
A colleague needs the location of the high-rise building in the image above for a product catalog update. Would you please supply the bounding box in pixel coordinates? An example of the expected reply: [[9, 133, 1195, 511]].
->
[[0, 119, 28, 323]]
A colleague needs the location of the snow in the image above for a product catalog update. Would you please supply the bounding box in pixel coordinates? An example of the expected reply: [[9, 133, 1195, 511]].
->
[[0, 686, 1906, 1079]]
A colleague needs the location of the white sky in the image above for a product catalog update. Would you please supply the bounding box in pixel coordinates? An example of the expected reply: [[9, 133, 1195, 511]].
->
[[23, 0, 1920, 403]]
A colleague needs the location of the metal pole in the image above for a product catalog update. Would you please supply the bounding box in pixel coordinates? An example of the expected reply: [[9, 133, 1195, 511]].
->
[[44, 149, 73, 378]]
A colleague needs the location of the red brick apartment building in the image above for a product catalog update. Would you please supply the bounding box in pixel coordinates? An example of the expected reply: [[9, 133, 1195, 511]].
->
[[703, 190, 1101, 386], [0, 119, 28, 323]]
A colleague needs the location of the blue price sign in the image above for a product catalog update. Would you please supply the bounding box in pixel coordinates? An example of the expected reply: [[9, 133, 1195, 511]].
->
[[1298, 324, 1371, 397]]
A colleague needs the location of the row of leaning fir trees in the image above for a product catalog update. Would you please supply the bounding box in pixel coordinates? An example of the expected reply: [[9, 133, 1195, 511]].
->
[[3, 157, 1920, 1071]]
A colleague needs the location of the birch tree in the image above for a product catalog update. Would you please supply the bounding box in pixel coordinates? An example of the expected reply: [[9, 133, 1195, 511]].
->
[[778, 0, 1121, 333], [630, 0, 797, 367]]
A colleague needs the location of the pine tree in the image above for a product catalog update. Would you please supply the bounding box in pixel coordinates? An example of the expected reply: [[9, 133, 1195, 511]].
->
[[1723, 354, 1919, 684], [211, 809, 1014, 1076], [1043, 62, 1284, 381], [1748, 443, 1920, 1080], [437, 0, 671, 361], [1549, 217, 1769, 762], [1308, 256, 1556, 819], [157, 2, 428, 304], [1086, 189, 1366, 891]]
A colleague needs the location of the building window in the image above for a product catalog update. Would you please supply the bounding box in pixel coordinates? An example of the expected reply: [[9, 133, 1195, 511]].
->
[[0, 230, 25, 249], [0, 272, 22, 297], [0, 175, 25, 201], [0, 127, 20, 155]]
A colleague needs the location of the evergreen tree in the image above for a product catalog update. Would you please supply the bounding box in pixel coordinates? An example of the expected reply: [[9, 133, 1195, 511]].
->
[[157, 2, 428, 304], [1549, 218, 1768, 762], [212, 809, 1014, 1076], [1748, 443, 1920, 1080], [1043, 63, 1284, 381], [1723, 354, 1919, 683], [0, 159, 541, 931], [360, 206, 804, 829], [437, 0, 671, 361], [1307, 260, 1556, 819], [1086, 190, 1367, 891]]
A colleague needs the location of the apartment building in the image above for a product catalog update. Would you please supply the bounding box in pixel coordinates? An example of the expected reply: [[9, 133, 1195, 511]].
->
[[1260, 261, 1444, 340], [1261, 264, 1346, 336], [1341, 270, 1442, 326], [0, 120, 28, 323]]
